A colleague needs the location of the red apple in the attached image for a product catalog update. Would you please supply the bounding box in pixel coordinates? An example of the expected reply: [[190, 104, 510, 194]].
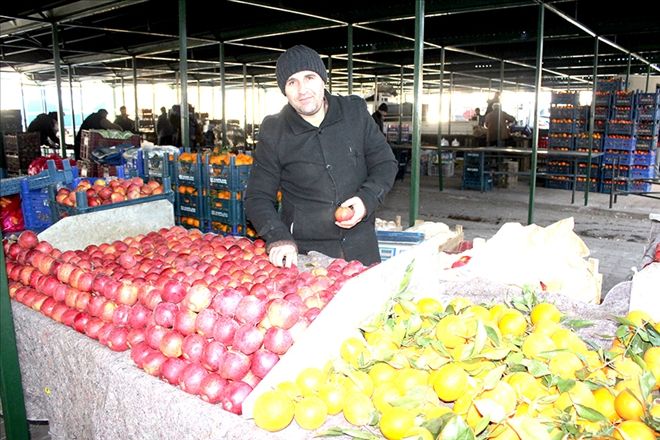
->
[[251, 349, 280, 379]]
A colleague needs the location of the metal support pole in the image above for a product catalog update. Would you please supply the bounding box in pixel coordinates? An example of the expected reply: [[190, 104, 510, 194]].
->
[[251, 75, 256, 145], [132, 56, 139, 132], [0, 250, 29, 440], [585, 37, 598, 207], [347, 23, 353, 95], [197, 80, 201, 112], [111, 81, 117, 117], [448, 72, 453, 137], [178, 0, 189, 149], [645, 64, 651, 92], [437, 48, 445, 191], [52, 23, 66, 158], [327, 55, 333, 93], [399, 65, 404, 144], [625, 54, 632, 91], [219, 43, 227, 149], [79, 81, 84, 119], [374, 75, 379, 112], [497, 60, 504, 145], [41, 87, 46, 113], [121, 76, 125, 107], [19, 76, 27, 131], [243, 64, 248, 136], [409, 0, 424, 228], [528, 5, 544, 225], [68, 66, 76, 136]]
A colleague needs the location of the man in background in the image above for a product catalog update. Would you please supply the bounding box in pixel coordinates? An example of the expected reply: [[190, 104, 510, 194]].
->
[[27, 111, 60, 147], [114, 106, 137, 132], [156, 106, 174, 145], [371, 102, 388, 135], [73, 109, 122, 160], [484, 103, 515, 146]]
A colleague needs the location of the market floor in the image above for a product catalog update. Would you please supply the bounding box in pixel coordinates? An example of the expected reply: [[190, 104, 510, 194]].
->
[[377, 172, 659, 296], [0, 419, 50, 439]]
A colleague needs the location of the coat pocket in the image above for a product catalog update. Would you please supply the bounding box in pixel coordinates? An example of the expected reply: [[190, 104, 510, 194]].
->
[[292, 203, 340, 241]]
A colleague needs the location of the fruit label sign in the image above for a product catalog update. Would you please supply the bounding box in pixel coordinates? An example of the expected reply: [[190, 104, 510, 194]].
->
[[178, 174, 194, 182], [180, 205, 198, 214], [210, 177, 228, 185], [210, 210, 228, 219]]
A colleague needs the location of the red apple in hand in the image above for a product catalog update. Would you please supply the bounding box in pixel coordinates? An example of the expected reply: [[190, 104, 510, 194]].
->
[[334, 206, 353, 222]]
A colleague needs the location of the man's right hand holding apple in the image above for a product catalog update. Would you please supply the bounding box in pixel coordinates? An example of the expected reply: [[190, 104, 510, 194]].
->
[[334, 196, 366, 229]]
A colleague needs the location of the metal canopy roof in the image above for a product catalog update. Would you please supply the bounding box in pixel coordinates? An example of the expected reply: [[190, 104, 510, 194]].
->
[[1, 0, 659, 91]]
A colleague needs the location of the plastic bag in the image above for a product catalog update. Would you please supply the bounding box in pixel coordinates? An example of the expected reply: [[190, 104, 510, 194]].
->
[[1, 195, 25, 233], [91, 145, 132, 165]]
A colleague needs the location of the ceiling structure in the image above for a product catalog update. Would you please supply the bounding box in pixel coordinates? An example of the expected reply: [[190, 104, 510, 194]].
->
[[1, 0, 659, 94]]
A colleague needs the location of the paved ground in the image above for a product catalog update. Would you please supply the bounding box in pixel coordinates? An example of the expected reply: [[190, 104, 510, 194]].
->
[[1, 171, 658, 439], [377, 172, 659, 295]]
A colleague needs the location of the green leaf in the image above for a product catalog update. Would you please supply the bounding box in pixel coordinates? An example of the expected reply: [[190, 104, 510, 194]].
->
[[560, 318, 594, 330], [639, 370, 656, 400], [485, 325, 501, 346], [479, 348, 511, 361], [421, 413, 454, 438], [438, 415, 477, 440], [575, 404, 608, 422], [396, 259, 415, 297], [555, 378, 576, 393], [615, 324, 629, 339], [481, 365, 507, 391], [471, 320, 487, 357], [521, 359, 551, 377], [315, 427, 380, 439], [506, 351, 524, 366], [645, 322, 660, 345]]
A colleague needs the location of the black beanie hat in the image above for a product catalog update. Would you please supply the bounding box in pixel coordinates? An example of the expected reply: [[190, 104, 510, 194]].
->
[[276, 45, 327, 94]]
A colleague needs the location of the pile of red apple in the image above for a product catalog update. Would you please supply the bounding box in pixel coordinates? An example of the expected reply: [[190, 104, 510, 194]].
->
[[4, 227, 366, 414], [55, 177, 163, 208]]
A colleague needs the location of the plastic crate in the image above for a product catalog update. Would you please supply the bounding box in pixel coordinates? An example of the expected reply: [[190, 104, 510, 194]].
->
[[207, 190, 244, 225], [594, 106, 611, 120], [80, 130, 140, 161], [596, 78, 622, 92], [549, 120, 579, 134], [636, 121, 659, 137], [634, 136, 658, 150], [206, 155, 251, 192], [577, 162, 600, 177], [20, 180, 52, 232], [548, 136, 575, 149], [593, 119, 607, 133], [575, 136, 603, 150], [601, 164, 631, 179], [637, 106, 660, 121], [614, 91, 637, 107], [547, 160, 572, 175], [49, 176, 173, 219], [594, 92, 613, 106], [600, 179, 632, 194], [633, 150, 656, 166], [631, 166, 655, 179], [604, 136, 636, 151], [3, 132, 40, 156], [0, 159, 77, 197], [551, 92, 579, 106], [630, 181, 653, 193], [607, 121, 637, 136], [603, 151, 635, 166], [612, 106, 636, 121], [462, 177, 493, 191], [575, 177, 599, 192], [636, 93, 660, 106], [545, 177, 573, 190]]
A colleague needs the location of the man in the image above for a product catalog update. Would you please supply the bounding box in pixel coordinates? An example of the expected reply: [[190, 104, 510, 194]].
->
[[371, 102, 388, 135], [156, 106, 174, 145], [114, 106, 137, 132], [74, 109, 122, 160], [27, 111, 60, 147], [245, 45, 397, 268], [470, 108, 484, 127], [483, 103, 516, 146]]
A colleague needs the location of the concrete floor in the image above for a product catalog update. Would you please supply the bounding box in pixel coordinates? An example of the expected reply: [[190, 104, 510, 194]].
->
[[1, 172, 657, 439]]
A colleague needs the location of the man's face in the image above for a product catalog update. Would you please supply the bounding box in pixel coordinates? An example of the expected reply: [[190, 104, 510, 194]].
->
[[284, 71, 325, 117]]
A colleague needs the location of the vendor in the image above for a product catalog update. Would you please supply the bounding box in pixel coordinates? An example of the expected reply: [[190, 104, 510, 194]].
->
[[27, 111, 60, 147], [245, 45, 397, 268], [73, 109, 122, 160], [484, 103, 515, 147]]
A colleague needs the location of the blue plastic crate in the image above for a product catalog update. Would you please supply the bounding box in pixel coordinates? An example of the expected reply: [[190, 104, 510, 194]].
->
[[634, 136, 658, 150], [637, 106, 660, 121], [607, 121, 637, 136], [545, 177, 573, 190], [612, 106, 636, 120], [575, 178, 599, 192], [631, 166, 655, 179], [630, 181, 653, 193], [0, 159, 77, 197], [604, 136, 636, 151], [614, 92, 637, 107], [603, 151, 635, 166], [551, 92, 579, 106], [547, 161, 572, 174], [596, 78, 622, 92], [594, 106, 611, 120], [575, 136, 603, 150], [601, 165, 631, 179], [548, 136, 575, 149], [576, 163, 600, 177], [550, 121, 579, 134], [637, 121, 659, 137], [207, 191, 244, 226], [594, 92, 613, 106], [637, 93, 660, 106], [600, 179, 632, 194], [633, 151, 656, 166], [20, 180, 52, 232]]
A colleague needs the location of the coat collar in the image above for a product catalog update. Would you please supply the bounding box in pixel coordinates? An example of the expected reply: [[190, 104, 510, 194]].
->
[[283, 90, 343, 135]]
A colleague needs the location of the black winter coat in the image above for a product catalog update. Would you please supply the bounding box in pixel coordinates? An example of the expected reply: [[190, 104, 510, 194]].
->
[[245, 92, 397, 265]]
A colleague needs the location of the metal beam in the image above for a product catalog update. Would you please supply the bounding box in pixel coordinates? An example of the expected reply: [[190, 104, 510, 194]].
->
[[132, 56, 139, 132], [52, 24, 66, 158], [528, 4, 544, 225], [347, 24, 353, 94], [410, 0, 424, 228], [585, 36, 598, 207], [179, 0, 189, 149]]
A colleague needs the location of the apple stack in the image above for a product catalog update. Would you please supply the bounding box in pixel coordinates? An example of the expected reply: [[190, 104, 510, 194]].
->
[[52, 176, 165, 217], [4, 226, 367, 414]]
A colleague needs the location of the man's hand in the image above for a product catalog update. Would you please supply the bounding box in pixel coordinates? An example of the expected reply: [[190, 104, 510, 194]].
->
[[335, 196, 366, 229], [268, 241, 298, 268]]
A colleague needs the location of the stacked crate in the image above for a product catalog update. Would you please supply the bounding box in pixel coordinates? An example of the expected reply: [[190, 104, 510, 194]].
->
[[204, 153, 255, 237], [546, 92, 594, 190], [461, 152, 492, 191], [173, 152, 205, 229], [3, 132, 41, 176], [632, 92, 659, 192]]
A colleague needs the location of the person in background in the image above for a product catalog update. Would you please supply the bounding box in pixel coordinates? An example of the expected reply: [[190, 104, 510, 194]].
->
[[156, 106, 174, 145], [114, 106, 137, 132], [27, 111, 60, 147], [470, 107, 484, 126], [485, 91, 501, 115], [484, 103, 516, 146], [371, 102, 388, 135], [245, 45, 397, 268], [74, 109, 122, 160]]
